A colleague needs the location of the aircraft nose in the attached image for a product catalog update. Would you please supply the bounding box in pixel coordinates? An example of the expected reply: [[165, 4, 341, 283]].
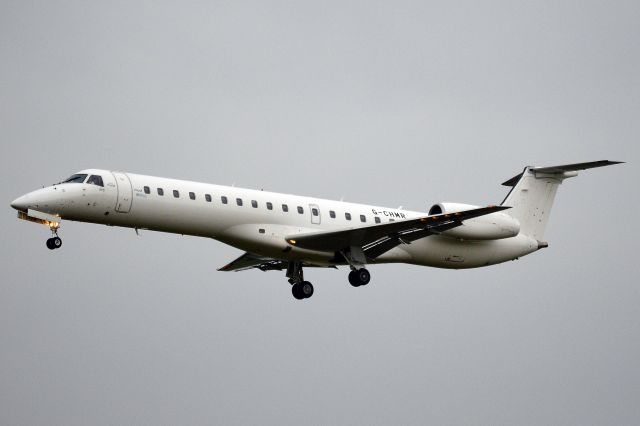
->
[[10, 194, 30, 211]]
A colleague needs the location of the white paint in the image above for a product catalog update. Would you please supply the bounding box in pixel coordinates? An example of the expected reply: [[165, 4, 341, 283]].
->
[[10, 161, 620, 279]]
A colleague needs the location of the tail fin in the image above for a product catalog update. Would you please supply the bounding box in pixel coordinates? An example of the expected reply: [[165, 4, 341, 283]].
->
[[501, 160, 622, 240]]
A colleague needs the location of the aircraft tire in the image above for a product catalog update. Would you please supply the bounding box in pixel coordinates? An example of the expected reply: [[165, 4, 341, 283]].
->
[[300, 281, 314, 298], [292, 283, 305, 300], [348, 270, 360, 287], [357, 268, 370, 286], [52, 237, 62, 249], [46, 238, 55, 250]]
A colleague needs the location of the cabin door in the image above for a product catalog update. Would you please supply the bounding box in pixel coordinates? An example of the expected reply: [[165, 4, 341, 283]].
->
[[309, 204, 321, 225], [112, 172, 133, 213]]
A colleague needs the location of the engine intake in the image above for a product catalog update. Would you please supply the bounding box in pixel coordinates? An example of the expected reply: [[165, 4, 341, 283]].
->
[[428, 202, 520, 240]]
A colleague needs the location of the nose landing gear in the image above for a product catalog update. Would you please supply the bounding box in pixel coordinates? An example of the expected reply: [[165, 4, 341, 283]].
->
[[45, 224, 62, 250], [46, 237, 62, 250]]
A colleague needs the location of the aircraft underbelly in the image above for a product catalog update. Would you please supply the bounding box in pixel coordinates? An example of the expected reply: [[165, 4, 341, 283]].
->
[[398, 234, 538, 269]]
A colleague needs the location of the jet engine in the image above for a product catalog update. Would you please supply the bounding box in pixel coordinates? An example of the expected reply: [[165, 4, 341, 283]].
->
[[428, 202, 520, 240]]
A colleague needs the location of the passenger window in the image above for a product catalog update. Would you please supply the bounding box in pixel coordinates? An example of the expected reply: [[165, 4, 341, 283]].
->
[[173, 190, 179, 198], [236, 198, 243, 206], [189, 192, 196, 200], [266, 202, 273, 210], [329, 210, 336, 218], [205, 194, 212, 202], [157, 188, 164, 196], [143, 186, 150, 194], [87, 175, 104, 187], [282, 204, 289, 212], [312, 208, 319, 216], [251, 200, 258, 208], [345, 212, 352, 220], [360, 215, 366, 223], [389, 218, 395, 222], [375, 216, 381, 224], [221, 196, 228, 204], [297, 206, 304, 214]]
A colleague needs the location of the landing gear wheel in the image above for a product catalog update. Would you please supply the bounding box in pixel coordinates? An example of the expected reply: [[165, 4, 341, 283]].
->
[[292, 283, 304, 300], [349, 268, 370, 287], [348, 270, 360, 287], [46, 237, 62, 250], [357, 268, 370, 286], [52, 237, 62, 249], [300, 281, 314, 298], [292, 281, 314, 300]]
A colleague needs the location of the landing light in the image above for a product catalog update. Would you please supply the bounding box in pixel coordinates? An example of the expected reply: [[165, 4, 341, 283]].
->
[[288, 239, 297, 245]]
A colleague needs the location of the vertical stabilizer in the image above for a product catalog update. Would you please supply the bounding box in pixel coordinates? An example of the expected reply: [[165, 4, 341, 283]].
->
[[500, 160, 622, 240]]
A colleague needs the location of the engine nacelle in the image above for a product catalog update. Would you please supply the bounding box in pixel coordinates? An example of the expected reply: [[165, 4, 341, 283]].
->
[[428, 202, 520, 240]]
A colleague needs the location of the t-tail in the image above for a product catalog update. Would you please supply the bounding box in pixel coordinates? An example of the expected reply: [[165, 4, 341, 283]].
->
[[500, 160, 623, 241]]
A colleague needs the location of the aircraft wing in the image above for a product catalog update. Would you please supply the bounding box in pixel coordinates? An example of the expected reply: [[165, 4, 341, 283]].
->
[[218, 252, 337, 272], [286, 205, 510, 258], [218, 252, 287, 272]]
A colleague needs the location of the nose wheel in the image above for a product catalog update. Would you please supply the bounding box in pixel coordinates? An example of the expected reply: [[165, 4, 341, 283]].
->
[[46, 225, 62, 250], [46, 237, 62, 250]]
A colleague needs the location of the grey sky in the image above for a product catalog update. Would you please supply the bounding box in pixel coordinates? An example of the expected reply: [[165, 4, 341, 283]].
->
[[1, 1, 639, 425]]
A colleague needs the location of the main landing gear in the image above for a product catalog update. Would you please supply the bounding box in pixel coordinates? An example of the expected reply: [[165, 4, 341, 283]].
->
[[45, 225, 62, 250], [292, 281, 314, 300], [284, 261, 371, 300], [348, 268, 371, 287], [287, 262, 314, 300]]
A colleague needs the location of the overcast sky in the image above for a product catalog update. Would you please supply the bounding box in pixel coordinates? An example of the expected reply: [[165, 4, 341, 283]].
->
[[1, 1, 639, 425]]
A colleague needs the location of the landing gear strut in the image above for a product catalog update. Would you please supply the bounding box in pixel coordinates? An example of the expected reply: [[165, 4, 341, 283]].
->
[[348, 268, 371, 287], [287, 261, 314, 300], [45, 224, 62, 250], [340, 247, 371, 288]]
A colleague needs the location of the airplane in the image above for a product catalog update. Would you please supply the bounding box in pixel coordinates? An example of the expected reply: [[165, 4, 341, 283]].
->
[[10, 160, 622, 300]]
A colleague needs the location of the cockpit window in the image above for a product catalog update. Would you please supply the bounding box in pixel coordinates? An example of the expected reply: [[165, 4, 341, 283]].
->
[[62, 174, 87, 184], [87, 175, 104, 187]]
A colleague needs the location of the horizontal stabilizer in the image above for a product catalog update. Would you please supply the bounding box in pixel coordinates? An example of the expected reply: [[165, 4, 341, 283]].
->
[[530, 160, 623, 174], [503, 160, 623, 186]]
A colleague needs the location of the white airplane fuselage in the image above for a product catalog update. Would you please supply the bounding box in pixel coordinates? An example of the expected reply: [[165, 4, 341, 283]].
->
[[10, 169, 538, 269]]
